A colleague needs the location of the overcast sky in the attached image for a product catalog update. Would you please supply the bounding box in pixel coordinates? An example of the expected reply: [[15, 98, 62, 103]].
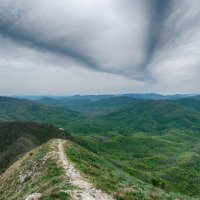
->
[[0, 0, 200, 95]]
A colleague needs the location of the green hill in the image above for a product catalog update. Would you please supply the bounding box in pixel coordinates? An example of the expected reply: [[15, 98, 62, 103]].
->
[[0, 139, 195, 200], [74, 129, 200, 197], [39, 96, 139, 117], [67, 100, 200, 197], [4, 96, 200, 134], [173, 98, 200, 111], [0, 140, 71, 200], [97, 100, 200, 133], [0, 122, 70, 174], [0, 97, 84, 130]]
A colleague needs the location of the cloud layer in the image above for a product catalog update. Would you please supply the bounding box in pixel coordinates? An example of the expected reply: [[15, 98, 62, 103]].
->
[[0, 0, 200, 94]]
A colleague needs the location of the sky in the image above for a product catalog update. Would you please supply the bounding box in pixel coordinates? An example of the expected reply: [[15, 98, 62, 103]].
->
[[0, 0, 200, 95]]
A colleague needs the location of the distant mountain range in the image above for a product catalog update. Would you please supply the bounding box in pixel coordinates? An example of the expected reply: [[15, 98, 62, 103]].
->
[[12, 93, 199, 101]]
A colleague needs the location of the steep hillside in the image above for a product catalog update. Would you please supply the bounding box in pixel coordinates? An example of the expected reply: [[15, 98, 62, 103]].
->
[[0, 122, 69, 174], [0, 139, 194, 200], [0, 140, 72, 200]]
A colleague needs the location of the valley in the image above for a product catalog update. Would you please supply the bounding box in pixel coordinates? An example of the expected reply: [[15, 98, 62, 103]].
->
[[1, 95, 200, 199]]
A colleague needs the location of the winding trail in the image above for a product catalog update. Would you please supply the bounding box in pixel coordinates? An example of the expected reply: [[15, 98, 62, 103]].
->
[[58, 140, 114, 200]]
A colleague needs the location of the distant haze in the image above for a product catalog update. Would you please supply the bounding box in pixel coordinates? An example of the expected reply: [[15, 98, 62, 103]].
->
[[0, 0, 200, 95]]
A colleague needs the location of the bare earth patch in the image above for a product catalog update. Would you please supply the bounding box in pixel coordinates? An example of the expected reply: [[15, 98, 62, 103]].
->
[[25, 193, 42, 200]]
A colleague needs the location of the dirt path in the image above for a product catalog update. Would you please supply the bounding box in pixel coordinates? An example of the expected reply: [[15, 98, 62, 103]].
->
[[58, 140, 114, 200]]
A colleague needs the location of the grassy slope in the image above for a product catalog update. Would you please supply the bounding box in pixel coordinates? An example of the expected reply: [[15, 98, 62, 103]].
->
[[0, 122, 70, 174], [74, 130, 200, 197], [63, 140, 196, 200], [0, 139, 190, 200], [0, 136, 199, 200], [0, 140, 72, 200]]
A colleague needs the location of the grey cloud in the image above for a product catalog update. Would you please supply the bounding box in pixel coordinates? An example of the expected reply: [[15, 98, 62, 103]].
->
[[0, 0, 200, 94], [0, 0, 152, 81], [147, 0, 200, 83]]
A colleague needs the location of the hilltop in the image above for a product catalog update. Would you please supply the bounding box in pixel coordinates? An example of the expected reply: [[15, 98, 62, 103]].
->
[[0, 139, 195, 200]]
